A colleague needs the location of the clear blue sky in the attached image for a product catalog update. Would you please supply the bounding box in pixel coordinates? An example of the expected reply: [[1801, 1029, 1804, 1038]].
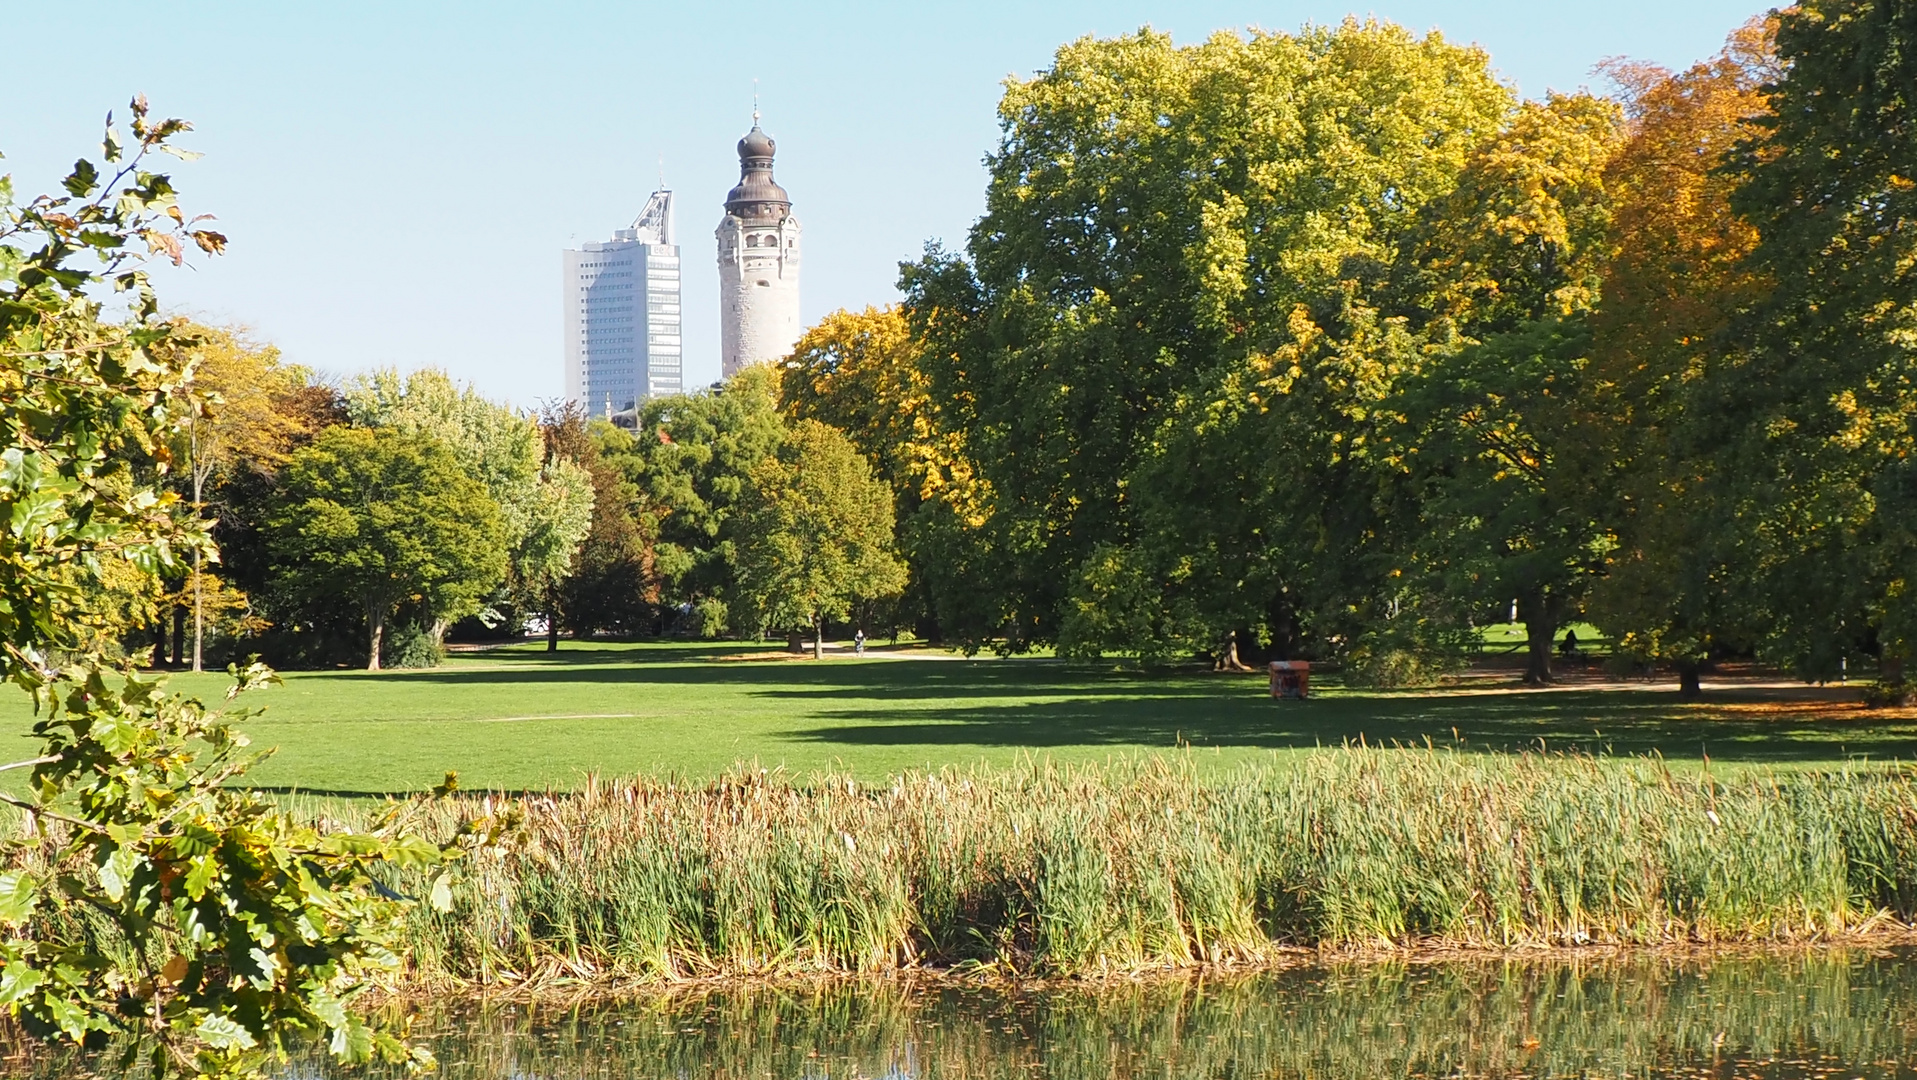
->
[[2, 1, 1766, 407]]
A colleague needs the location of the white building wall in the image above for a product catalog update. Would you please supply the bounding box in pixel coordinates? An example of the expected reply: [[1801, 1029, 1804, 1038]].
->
[[717, 215, 802, 377]]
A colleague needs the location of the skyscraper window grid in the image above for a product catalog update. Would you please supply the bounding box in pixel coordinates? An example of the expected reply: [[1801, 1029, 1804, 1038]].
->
[[563, 188, 682, 415]]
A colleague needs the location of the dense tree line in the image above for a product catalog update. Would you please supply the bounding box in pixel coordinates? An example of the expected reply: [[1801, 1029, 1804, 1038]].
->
[[70, 1, 1917, 693], [128, 349, 903, 670], [773, 3, 1917, 695]]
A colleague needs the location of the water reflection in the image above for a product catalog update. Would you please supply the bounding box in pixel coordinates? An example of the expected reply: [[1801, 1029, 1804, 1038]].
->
[[21, 949, 1917, 1078]]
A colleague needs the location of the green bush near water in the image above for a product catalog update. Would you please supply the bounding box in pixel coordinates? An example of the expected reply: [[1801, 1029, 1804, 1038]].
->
[[380, 748, 1917, 984]]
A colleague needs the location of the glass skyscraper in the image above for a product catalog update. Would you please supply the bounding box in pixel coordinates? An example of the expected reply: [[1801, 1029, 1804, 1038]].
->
[[563, 189, 682, 415]]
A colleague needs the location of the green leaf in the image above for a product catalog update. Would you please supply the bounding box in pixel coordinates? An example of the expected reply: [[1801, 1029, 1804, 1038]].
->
[[386, 832, 443, 867], [195, 1013, 258, 1050], [329, 1015, 375, 1062], [307, 987, 348, 1029], [184, 855, 218, 900], [247, 946, 282, 987], [97, 847, 137, 903], [0, 960, 44, 1005], [46, 994, 95, 1040], [0, 871, 38, 924], [61, 159, 99, 197]]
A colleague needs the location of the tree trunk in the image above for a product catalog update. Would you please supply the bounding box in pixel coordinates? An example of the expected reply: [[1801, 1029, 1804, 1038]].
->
[[171, 605, 186, 666], [1522, 601, 1558, 686], [1677, 660, 1702, 699], [190, 548, 205, 673], [190, 458, 205, 673], [152, 619, 167, 669], [367, 609, 385, 672], [813, 615, 824, 660], [1883, 654, 1909, 705]]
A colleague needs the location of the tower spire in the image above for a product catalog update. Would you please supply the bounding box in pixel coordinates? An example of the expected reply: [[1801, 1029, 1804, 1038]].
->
[[752, 79, 760, 126]]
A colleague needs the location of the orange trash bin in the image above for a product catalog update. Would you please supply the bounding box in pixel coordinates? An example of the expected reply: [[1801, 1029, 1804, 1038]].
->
[[1269, 660, 1310, 700]]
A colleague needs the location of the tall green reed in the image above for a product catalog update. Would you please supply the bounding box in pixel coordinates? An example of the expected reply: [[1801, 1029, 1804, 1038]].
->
[[371, 748, 1917, 984]]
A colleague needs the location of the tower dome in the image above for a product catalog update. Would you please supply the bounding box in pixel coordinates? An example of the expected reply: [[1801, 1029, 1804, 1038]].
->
[[738, 126, 775, 159], [725, 123, 790, 221]]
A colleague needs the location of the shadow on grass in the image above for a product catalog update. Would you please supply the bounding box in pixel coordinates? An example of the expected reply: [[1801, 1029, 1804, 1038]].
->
[[381, 649, 1917, 764], [783, 693, 1917, 763]]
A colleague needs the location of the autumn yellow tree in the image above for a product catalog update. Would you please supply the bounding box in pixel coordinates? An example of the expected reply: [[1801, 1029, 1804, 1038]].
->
[[1583, 19, 1777, 692], [1408, 93, 1624, 335], [780, 306, 988, 636], [171, 325, 313, 670], [780, 306, 982, 516]]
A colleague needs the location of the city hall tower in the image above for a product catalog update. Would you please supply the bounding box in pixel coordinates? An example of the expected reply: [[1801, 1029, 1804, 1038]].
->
[[716, 112, 801, 377]]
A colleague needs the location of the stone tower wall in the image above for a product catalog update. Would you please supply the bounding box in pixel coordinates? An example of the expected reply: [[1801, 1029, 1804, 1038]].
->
[[717, 214, 802, 377]]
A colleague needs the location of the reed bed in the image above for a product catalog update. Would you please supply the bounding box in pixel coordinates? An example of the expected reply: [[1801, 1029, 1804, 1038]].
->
[[373, 748, 1917, 985]]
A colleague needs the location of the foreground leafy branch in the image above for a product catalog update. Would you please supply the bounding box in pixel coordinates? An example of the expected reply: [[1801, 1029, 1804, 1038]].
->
[[0, 100, 501, 1077], [0, 660, 506, 1076]]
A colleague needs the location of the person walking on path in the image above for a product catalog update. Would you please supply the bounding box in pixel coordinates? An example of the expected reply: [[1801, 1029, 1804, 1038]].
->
[[855, 629, 866, 656]]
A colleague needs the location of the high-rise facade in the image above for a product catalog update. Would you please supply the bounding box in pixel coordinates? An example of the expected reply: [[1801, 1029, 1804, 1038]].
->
[[716, 116, 801, 377], [563, 189, 683, 415]]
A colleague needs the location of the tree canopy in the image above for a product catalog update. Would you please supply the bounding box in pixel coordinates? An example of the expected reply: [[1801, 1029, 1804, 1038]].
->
[[23, 5, 1917, 701], [1717, 1, 1917, 685], [732, 418, 908, 657], [344, 367, 593, 608], [906, 18, 1515, 663], [265, 426, 506, 669]]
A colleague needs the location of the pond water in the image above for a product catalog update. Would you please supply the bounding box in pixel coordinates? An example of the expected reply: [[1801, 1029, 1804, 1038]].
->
[[18, 949, 1917, 1078]]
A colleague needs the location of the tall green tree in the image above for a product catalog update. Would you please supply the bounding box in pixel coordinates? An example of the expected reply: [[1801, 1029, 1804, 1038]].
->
[[345, 368, 593, 637], [191, 381, 353, 670], [542, 403, 658, 644], [611, 364, 787, 635], [265, 426, 506, 669], [907, 19, 1512, 664], [1721, 0, 1917, 687], [1388, 93, 1625, 684], [732, 419, 908, 658]]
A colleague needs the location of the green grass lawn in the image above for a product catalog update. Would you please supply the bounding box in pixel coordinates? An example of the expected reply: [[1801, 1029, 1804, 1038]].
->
[[2, 640, 1910, 797]]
